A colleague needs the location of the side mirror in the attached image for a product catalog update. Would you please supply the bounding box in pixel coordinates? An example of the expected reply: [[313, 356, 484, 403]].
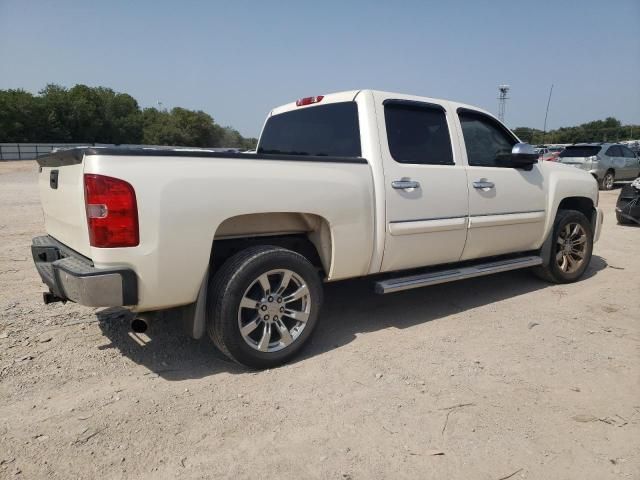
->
[[511, 143, 539, 168]]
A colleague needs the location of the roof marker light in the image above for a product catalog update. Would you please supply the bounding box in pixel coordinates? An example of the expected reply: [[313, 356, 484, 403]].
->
[[296, 95, 324, 107]]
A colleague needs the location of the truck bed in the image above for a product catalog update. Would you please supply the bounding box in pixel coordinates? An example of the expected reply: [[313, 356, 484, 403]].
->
[[36, 147, 375, 310]]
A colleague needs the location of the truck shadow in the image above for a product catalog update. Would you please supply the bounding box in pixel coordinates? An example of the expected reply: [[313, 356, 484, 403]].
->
[[96, 255, 607, 380]]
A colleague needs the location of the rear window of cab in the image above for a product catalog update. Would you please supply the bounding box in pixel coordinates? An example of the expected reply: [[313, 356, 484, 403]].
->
[[258, 102, 361, 157]]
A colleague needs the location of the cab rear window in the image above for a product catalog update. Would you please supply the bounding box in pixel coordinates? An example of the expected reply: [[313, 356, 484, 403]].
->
[[258, 102, 361, 157], [559, 146, 601, 157]]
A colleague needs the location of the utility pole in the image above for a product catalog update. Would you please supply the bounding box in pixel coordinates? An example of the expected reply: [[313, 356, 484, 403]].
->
[[541, 84, 554, 145], [497, 85, 510, 123]]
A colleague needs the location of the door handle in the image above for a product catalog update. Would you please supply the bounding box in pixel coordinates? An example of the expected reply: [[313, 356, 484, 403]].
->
[[473, 180, 495, 189], [392, 180, 420, 190]]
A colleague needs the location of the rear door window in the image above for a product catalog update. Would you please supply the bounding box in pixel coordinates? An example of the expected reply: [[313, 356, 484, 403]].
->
[[621, 146, 636, 158], [258, 102, 361, 157], [384, 101, 454, 165]]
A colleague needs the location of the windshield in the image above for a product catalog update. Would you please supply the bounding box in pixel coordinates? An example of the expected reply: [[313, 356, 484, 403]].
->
[[559, 146, 601, 158], [258, 102, 361, 157]]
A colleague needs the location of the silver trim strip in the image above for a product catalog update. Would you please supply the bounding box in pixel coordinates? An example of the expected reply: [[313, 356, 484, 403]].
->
[[389, 216, 467, 236], [468, 210, 545, 228], [388, 210, 546, 235], [375, 255, 543, 294], [470, 210, 545, 218]]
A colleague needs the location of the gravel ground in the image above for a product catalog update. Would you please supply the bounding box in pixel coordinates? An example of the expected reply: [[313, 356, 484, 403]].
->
[[0, 160, 638, 480]]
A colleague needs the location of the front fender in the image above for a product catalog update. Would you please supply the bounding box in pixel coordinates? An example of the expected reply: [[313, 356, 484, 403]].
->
[[541, 163, 599, 241]]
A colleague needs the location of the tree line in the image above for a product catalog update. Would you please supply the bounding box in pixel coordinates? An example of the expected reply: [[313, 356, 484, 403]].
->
[[513, 117, 639, 145], [0, 84, 258, 149]]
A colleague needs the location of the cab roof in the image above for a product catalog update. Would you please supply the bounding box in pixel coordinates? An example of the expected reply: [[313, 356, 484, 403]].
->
[[269, 89, 496, 121]]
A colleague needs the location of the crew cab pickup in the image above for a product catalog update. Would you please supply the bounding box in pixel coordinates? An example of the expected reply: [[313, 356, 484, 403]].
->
[[32, 90, 603, 368]]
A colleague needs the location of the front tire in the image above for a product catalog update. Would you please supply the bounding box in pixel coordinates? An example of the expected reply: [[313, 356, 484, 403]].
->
[[207, 246, 323, 369], [533, 209, 593, 283]]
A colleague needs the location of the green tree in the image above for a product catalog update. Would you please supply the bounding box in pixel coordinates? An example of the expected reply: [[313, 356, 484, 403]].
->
[[219, 126, 258, 149], [1, 83, 256, 147], [513, 117, 640, 145], [141, 107, 224, 147], [0, 89, 43, 142]]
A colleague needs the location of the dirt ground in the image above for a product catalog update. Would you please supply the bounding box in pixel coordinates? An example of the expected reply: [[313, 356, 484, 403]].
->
[[0, 160, 638, 480]]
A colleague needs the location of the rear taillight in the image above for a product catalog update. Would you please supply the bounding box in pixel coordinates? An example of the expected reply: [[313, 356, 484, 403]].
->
[[84, 174, 139, 248], [296, 95, 324, 107]]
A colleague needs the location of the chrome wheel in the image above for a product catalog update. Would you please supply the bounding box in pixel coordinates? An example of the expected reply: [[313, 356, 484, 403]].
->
[[555, 223, 587, 273], [237, 269, 311, 353]]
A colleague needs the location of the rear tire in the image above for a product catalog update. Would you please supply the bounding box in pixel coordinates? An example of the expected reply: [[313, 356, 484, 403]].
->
[[533, 209, 593, 284], [599, 170, 615, 190], [207, 245, 323, 369]]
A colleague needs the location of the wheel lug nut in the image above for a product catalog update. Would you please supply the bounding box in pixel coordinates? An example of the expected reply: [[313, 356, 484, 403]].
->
[[279, 307, 284, 313], [261, 305, 267, 311], [274, 316, 278, 321], [264, 315, 270, 321], [268, 296, 274, 302], [277, 298, 282, 303]]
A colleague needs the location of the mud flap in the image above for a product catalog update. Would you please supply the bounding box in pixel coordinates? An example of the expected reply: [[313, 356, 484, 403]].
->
[[182, 268, 209, 339], [538, 228, 554, 265]]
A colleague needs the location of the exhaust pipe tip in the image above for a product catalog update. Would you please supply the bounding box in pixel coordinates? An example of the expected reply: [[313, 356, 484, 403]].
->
[[131, 317, 148, 334]]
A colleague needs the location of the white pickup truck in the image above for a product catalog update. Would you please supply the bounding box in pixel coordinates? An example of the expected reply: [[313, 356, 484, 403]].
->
[[32, 90, 603, 368]]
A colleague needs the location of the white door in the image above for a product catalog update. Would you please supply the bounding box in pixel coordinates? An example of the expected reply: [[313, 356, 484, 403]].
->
[[455, 109, 546, 260], [375, 94, 469, 272]]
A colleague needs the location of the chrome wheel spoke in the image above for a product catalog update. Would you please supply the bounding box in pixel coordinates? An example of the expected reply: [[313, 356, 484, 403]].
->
[[275, 270, 293, 295], [257, 274, 271, 295], [283, 284, 309, 304], [240, 317, 261, 336], [571, 248, 585, 259], [560, 255, 569, 272], [556, 250, 564, 262], [571, 235, 586, 246], [257, 323, 272, 352], [284, 308, 309, 323], [570, 224, 580, 239], [274, 320, 294, 346], [240, 296, 258, 310]]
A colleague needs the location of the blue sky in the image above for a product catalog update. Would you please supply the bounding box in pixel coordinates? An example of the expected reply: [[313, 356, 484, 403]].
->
[[1, 0, 639, 137]]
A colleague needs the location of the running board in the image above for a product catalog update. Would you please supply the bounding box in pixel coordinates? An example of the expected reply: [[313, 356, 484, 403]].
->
[[374, 255, 543, 294]]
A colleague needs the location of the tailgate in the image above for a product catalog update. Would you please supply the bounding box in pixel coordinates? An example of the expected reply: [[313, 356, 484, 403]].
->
[[558, 146, 600, 171], [37, 151, 91, 257], [557, 156, 592, 172]]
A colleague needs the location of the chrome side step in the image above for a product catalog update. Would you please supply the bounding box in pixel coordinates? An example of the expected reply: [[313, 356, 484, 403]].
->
[[374, 255, 543, 294]]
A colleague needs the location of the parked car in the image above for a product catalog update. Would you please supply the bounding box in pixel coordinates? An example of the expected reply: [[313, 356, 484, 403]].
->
[[32, 90, 603, 368], [534, 147, 557, 162], [616, 177, 640, 224], [557, 143, 640, 190], [547, 145, 565, 160]]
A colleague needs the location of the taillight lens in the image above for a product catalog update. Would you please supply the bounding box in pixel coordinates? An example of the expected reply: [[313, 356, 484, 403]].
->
[[296, 95, 324, 107], [84, 174, 139, 248]]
